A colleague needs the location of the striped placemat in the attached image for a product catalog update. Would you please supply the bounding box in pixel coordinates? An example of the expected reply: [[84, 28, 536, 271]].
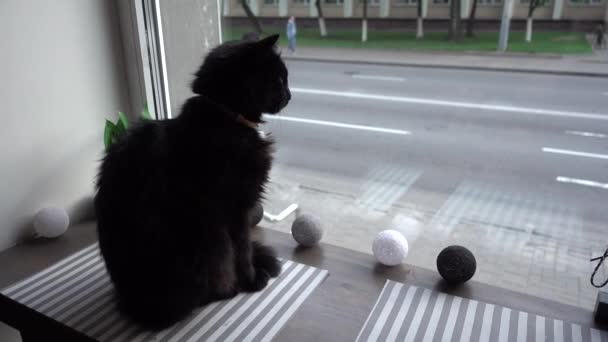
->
[[1, 243, 328, 342], [356, 280, 607, 342]]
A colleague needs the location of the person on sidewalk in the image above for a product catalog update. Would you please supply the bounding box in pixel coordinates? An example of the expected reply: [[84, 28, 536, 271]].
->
[[286, 16, 297, 54], [596, 24, 606, 49]]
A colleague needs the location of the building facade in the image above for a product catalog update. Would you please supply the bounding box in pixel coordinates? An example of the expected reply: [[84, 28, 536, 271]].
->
[[224, 0, 607, 22]]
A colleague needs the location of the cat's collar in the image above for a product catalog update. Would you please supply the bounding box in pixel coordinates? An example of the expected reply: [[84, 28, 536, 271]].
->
[[198, 94, 259, 130], [236, 114, 259, 130]]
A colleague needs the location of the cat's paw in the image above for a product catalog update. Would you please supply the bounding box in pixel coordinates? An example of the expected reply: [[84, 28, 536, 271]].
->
[[242, 270, 271, 292], [253, 243, 281, 278], [255, 254, 281, 278]]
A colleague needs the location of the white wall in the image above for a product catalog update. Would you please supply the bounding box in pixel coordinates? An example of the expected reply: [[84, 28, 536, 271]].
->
[[0, 0, 130, 251]]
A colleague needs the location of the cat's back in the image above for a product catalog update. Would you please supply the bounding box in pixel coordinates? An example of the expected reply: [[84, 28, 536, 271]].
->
[[96, 119, 171, 212]]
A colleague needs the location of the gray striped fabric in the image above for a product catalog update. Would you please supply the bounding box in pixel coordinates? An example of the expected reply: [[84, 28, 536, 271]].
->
[[1, 243, 328, 342], [356, 280, 608, 342]]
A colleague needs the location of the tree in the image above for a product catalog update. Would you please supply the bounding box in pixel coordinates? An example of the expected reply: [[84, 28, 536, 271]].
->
[[362, 0, 369, 42], [240, 0, 263, 34], [525, 0, 546, 42], [449, 0, 462, 41], [315, 0, 328, 37], [416, 0, 424, 39], [466, 0, 479, 37]]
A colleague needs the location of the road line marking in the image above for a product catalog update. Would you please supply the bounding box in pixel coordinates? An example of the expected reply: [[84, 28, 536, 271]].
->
[[264, 115, 411, 135], [542, 147, 608, 160], [352, 74, 405, 82], [565, 130, 607, 138], [291, 87, 608, 121], [557, 176, 608, 190]]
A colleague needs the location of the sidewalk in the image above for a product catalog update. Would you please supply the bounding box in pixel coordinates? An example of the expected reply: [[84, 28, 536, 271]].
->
[[283, 45, 608, 77]]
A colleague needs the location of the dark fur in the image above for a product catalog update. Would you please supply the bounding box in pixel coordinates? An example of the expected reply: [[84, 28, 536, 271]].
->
[[94, 35, 290, 330]]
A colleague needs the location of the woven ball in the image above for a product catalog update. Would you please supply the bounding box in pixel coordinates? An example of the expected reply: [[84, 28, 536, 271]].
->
[[372, 230, 409, 266], [436, 245, 476, 284], [248, 202, 264, 227], [34, 207, 70, 238], [291, 214, 323, 247]]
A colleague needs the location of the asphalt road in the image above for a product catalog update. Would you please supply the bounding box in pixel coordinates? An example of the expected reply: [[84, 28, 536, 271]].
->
[[256, 60, 608, 308], [262, 60, 608, 221]]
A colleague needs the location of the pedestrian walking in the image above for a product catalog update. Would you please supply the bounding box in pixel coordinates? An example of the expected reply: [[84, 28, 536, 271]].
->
[[287, 16, 297, 54]]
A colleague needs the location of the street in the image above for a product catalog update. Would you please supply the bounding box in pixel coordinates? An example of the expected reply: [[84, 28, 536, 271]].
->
[[259, 60, 608, 310]]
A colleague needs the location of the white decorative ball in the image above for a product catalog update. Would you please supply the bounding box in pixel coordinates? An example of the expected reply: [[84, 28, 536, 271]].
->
[[291, 214, 323, 247], [34, 207, 70, 238], [373, 230, 409, 266]]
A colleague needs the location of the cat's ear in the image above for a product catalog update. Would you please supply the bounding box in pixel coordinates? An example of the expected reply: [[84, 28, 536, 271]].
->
[[258, 34, 279, 49]]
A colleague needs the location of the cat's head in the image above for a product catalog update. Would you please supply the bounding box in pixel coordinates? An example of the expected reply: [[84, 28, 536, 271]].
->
[[191, 34, 291, 123]]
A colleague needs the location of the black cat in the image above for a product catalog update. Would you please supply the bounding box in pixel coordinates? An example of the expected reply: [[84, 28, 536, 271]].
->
[[94, 34, 290, 330]]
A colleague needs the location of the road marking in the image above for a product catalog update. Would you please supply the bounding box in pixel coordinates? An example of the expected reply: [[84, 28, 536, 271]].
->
[[542, 147, 608, 160], [264, 115, 411, 135], [352, 74, 405, 82], [556, 176, 608, 190], [291, 87, 608, 121], [565, 130, 607, 138]]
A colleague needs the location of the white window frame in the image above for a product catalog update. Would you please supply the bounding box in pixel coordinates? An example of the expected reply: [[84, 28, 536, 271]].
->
[[115, 0, 223, 121], [115, 0, 172, 120]]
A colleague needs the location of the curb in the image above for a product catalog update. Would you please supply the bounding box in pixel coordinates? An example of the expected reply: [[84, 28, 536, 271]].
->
[[284, 56, 608, 79]]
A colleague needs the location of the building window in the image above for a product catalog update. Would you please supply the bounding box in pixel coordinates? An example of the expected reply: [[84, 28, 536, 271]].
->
[[325, 0, 344, 4], [478, 0, 502, 4], [568, 0, 601, 3], [293, 0, 310, 4], [264, 0, 278, 4], [520, 0, 551, 4], [433, 0, 449, 4], [395, 0, 418, 4]]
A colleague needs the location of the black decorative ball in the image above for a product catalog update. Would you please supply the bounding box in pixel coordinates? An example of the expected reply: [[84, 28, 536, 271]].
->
[[436, 246, 476, 285], [248, 202, 264, 228]]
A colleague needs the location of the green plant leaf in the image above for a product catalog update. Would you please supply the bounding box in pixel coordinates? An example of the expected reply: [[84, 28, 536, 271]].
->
[[141, 103, 152, 120], [114, 118, 127, 136], [104, 120, 116, 151], [118, 111, 129, 129]]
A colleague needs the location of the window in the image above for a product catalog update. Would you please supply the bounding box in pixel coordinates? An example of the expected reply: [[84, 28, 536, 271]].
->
[[140, 0, 608, 319], [569, 0, 601, 3], [520, 0, 551, 4]]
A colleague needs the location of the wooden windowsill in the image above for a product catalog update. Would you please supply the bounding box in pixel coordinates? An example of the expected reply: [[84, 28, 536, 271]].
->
[[0, 222, 605, 340]]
